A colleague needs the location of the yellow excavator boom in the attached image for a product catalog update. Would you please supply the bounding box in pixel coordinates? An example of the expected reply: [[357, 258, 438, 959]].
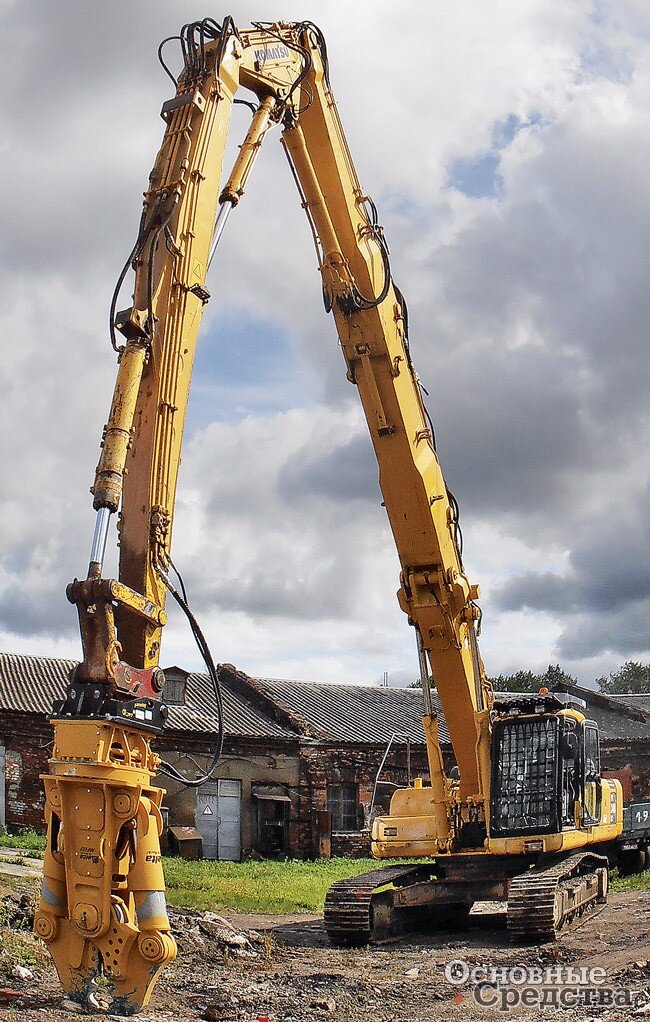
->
[[35, 17, 622, 1010]]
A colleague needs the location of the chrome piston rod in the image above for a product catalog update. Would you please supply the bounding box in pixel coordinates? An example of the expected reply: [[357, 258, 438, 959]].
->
[[208, 97, 275, 269], [88, 506, 111, 577], [86, 185, 232, 582], [417, 628, 434, 717], [208, 200, 234, 268]]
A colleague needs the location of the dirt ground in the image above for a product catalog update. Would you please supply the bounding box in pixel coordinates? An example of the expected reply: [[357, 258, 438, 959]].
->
[[1, 882, 649, 1022]]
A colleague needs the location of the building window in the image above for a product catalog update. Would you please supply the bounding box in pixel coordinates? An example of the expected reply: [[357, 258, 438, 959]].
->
[[327, 783, 359, 832], [164, 675, 187, 706]]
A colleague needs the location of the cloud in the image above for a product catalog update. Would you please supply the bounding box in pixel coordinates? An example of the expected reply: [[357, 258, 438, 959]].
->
[[278, 433, 378, 505], [495, 480, 650, 659], [1, 1, 650, 686], [173, 405, 393, 620]]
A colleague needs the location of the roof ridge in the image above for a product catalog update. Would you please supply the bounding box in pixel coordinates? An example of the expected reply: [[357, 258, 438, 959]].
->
[[224, 675, 424, 695], [555, 681, 650, 725], [610, 692, 650, 699], [0, 651, 76, 666], [217, 664, 306, 737]]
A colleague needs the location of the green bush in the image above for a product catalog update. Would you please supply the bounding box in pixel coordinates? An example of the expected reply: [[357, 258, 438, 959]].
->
[[0, 828, 45, 854]]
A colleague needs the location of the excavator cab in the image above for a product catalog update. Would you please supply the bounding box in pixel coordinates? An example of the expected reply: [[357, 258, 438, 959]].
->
[[489, 693, 607, 840]]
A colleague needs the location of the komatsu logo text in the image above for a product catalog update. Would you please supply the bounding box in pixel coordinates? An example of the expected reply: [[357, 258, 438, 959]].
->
[[254, 45, 290, 63]]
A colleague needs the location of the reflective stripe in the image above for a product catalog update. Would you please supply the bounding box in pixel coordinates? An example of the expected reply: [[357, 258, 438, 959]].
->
[[40, 879, 64, 908], [137, 890, 168, 922]]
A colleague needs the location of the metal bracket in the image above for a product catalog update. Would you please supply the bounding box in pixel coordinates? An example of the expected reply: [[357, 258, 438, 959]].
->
[[160, 89, 206, 121], [354, 343, 396, 437], [188, 282, 211, 304]]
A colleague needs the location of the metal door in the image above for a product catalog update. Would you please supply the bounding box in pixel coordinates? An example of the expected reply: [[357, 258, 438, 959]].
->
[[0, 745, 5, 829], [196, 778, 241, 861], [216, 779, 242, 861], [196, 786, 220, 859]]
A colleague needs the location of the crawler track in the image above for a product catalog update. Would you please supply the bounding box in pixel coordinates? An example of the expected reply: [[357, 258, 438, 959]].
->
[[507, 851, 609, 942], [324, 864, 423, 945], [324, 852, 610, 947]]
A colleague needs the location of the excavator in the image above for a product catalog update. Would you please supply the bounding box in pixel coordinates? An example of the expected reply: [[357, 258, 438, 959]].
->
[[34, 16, 623, 1014]]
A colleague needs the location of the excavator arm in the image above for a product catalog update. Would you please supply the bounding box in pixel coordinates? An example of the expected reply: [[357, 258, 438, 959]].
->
[[280, 34, 492, 803], [36, 18, 493, 1012]]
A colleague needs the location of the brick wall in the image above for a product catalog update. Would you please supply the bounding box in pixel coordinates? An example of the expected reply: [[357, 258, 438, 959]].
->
[[0, 712, 51, 831], [601, 741, 650, 800], [157, 731, 301, 858], [297, 741, 448, 858], [0, 712, 307, 855], [0, 714, 431, 858], [4, 706, 645, 858]]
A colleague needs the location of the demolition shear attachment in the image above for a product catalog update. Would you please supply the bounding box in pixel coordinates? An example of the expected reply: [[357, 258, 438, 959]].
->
[[34, 719, 176, 1015]]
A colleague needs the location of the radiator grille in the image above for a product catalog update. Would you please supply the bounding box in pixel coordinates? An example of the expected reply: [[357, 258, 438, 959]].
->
[[491, 716, 559, 836]]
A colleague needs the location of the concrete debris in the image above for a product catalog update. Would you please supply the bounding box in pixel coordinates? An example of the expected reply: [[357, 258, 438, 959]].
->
[[2, 893, 34, 929], [171, 907, 266, 959], [0, 989, 24, 1005], [202, 1007, 236, 1022], [10, 964, 33, 981], [310, 997, 336, 1012], [1, 880, 649, 1022]]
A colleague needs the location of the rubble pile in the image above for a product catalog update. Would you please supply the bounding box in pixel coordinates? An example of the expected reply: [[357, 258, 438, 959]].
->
[[1, 893, 35, 930], [0, 880, 646, 1021], [170, 907, 270, 960], [0, 895, 38, 1008]]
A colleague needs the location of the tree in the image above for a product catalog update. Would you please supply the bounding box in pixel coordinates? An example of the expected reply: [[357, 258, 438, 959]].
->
[[407, 675, 434, 690], [488, 670, 540, 693], [408, 663, 578, 694], [541, 664, 577, 689], [488, 664, 577, 693], [596, 661, 650, 694]]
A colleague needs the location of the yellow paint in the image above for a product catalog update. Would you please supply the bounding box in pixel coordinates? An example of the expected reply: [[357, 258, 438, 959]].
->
[[35, 721, 175, 1011], [39, 20, 624, 1010]]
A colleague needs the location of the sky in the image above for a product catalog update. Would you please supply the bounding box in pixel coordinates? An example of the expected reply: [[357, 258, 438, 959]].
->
[[1, 0, 650, 688]]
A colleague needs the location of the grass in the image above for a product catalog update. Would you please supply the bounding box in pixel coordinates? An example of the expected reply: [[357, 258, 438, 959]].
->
[[0, 832, 379, 913], [162, 856, 386, 914], [610, 868, 650, 892], [163, 857, 650, 914], [0, 924, 49, 970], [0, 888, 48, 972], [0, 829, 45, 854], [1, 828, 648, 911]]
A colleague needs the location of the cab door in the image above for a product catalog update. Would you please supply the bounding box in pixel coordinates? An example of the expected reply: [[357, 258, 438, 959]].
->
[[583, 723, 602, 825]]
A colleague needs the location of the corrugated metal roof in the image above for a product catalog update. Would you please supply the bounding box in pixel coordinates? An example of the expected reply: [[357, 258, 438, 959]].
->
[[554, 683, 650, 741], [577, 702, 649, 741], [170, 672, 298, 740], [0, 653, 297, 741], [252, 677, 443, 745], [611, 693, 650, 713], [0, 652, 72, 713], [0, 652, 646, 748], [249, 677, 649, 746]]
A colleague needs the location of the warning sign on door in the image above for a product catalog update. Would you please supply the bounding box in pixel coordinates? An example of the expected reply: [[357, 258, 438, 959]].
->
[[202, 805, 213, 815]]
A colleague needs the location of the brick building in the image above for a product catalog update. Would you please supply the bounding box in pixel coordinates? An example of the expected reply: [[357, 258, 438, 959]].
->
[[0, 653, 648, 860], [0, 654, 436, 859]]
